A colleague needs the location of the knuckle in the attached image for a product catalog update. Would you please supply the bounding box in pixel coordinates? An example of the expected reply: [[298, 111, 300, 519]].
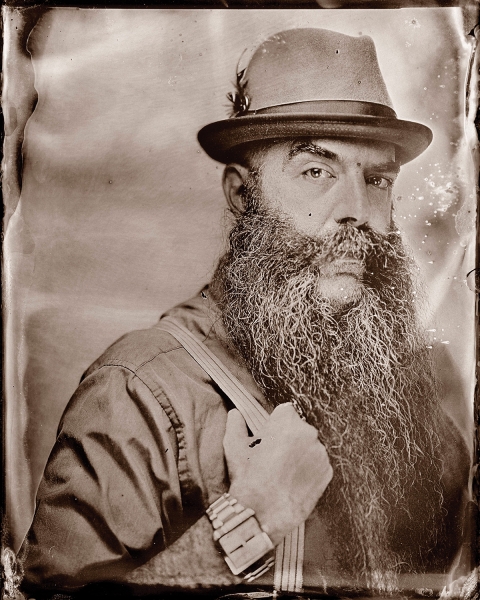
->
[[317, 441, 328, 454], [315, 444, 330, 464], [303, 422, 319, 440], [325, 465, 334, 485], [274, 403, 295, 418]]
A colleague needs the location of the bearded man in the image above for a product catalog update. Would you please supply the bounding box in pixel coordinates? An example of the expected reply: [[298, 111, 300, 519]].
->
[[21, 28, 470, 597]]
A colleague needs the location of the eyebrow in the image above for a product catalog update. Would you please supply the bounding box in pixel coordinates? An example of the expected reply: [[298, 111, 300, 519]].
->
[[287, 142, 339, 162], [287, 141, 400, 174], [369, 161, 401, 174]]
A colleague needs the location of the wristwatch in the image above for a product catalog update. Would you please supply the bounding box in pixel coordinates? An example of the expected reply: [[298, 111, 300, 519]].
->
[[206, 493, 275, 581]]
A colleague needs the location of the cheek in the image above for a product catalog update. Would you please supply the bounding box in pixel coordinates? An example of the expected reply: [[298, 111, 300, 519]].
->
[[373, 201, 393, 232], [258, 177, 332, 234], [287, 206, 332, 237], [286, 192, 335, 234]]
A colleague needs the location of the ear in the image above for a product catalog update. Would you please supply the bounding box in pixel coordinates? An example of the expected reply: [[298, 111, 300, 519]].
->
[[222, 164, 250, 216]]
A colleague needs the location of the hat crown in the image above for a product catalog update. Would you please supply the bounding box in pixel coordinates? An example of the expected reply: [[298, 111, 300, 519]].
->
[[198, 27, 432, 166], [243, 28, 394, 112]]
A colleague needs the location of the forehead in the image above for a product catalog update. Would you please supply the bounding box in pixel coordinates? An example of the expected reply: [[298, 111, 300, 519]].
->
[[260, 138, 397, 168]]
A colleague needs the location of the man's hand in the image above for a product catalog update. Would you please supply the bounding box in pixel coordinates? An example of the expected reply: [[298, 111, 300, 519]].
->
[[224, 403, 333, 547]]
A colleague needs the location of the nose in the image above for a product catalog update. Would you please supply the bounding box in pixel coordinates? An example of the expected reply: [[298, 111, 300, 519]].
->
[[333, 174, 369, 227]]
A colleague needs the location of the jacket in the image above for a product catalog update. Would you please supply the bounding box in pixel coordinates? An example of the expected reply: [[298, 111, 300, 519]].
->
[[21, 287, 471, 594]]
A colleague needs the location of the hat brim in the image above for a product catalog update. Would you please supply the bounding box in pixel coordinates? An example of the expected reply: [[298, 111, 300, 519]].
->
[[198, 113, 432, 166]]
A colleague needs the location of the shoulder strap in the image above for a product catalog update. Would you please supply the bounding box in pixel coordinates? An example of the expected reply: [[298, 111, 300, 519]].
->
[[157, 316, 304, 593], [158, 317, 268, 433]]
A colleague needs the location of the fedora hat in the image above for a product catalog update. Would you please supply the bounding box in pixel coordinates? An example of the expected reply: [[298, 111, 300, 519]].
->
[[198, 28, 432, 165]]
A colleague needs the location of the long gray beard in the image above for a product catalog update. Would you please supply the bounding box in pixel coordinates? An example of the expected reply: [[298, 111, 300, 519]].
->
[[211, 184, 444, 593]]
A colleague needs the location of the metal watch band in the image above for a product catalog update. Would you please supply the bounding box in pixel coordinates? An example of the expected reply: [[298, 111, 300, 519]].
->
[[206, 493, 275, 580]]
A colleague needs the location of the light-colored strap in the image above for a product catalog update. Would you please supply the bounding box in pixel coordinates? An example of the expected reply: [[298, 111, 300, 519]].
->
[[158, 317, 269, 432], [274, 521, 304, 592], [157, 316, 304, 593]]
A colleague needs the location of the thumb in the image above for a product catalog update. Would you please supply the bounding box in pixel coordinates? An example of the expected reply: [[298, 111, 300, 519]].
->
[[223, 409, 249, 458]]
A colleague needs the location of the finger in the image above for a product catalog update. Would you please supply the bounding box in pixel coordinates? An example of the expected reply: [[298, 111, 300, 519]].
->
[[268, 403, 318, 441], [270, 402, 298, 422], [223, 409, 249, 454]]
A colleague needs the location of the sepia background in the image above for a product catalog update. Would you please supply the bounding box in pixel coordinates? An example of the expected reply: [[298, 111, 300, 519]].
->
[[4, 7, 477, 552]]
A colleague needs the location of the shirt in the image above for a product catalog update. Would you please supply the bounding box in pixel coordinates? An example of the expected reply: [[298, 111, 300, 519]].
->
[[21, 288, 471, 594]]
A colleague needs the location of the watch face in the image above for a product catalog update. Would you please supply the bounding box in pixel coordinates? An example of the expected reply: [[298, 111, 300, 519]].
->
[[220, 516, 271, 574]]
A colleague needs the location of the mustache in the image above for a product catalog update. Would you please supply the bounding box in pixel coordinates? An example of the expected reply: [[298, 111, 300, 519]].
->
[[231, 208, 402, 278], [313, 223, 396, 263]]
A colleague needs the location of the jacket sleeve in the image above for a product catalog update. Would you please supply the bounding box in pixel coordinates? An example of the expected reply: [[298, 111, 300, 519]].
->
[[21, 364, 196, 589]]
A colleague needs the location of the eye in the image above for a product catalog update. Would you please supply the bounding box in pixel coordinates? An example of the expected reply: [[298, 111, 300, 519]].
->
[[304, 168, 335, 180], [366, 175, 393, 190]]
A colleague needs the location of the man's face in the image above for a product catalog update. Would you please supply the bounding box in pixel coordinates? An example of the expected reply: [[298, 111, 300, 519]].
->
[[214, 137, 443, 588], [251, 138, 399, 304]]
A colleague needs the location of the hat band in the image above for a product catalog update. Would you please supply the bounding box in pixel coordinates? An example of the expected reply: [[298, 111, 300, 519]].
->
[[247, 100, 397, 119]]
